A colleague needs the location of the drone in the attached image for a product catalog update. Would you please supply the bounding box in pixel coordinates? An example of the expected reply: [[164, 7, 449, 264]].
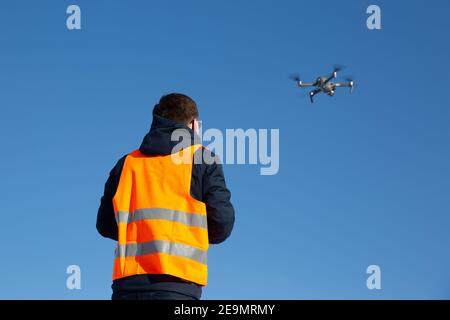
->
[[290, 66, 354, 103]]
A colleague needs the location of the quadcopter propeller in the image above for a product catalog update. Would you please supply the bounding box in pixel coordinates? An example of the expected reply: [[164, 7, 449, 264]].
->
[[289, 73, 303, 86], [331, 65, 344, 79], [333, 64, 345, 72], [344, 76, 355, 93], [289, 73, 301, 82]]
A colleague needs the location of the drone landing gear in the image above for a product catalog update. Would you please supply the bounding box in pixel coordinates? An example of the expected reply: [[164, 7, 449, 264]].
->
[[309, 89, 320, 103]]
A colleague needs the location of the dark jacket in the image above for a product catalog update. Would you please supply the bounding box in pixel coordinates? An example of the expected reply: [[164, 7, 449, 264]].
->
[[96, 115, 235, 299]]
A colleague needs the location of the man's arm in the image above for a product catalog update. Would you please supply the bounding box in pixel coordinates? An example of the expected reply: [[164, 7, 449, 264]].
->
[[96, 156, 126, 241], [202, 151, 235, 244]]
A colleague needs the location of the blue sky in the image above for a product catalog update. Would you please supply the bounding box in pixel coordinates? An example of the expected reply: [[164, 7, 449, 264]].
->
[[0, 0, 449, 299]]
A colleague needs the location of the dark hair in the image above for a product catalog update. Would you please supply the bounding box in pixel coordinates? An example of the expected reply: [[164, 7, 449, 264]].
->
[[153, 93, 199, 125]]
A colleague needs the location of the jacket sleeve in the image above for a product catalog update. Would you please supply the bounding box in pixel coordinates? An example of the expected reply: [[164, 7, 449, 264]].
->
[[96, 156, 126, 241], [202, 152, 235, 244]]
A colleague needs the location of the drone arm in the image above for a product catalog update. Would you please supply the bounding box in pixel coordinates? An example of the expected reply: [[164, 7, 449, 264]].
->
[[334, 83, 350, 87], [324, 71, 338, 84], [324, 75, 334, 84], [335, 82, 354, 93]]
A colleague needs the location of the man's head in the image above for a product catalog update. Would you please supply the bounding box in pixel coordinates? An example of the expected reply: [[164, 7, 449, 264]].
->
[[153, 93, 200, 134]]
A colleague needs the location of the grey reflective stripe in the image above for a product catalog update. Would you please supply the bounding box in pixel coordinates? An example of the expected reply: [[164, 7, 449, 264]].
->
[[116, 240, 207, 264], [116, 208, 207, 229]]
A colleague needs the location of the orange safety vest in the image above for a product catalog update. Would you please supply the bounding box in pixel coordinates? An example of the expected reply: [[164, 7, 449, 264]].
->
[[112, 144, 209, 286]]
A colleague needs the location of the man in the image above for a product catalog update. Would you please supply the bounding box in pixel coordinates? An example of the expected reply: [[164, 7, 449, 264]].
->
[[96, 93, 235, 300]]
